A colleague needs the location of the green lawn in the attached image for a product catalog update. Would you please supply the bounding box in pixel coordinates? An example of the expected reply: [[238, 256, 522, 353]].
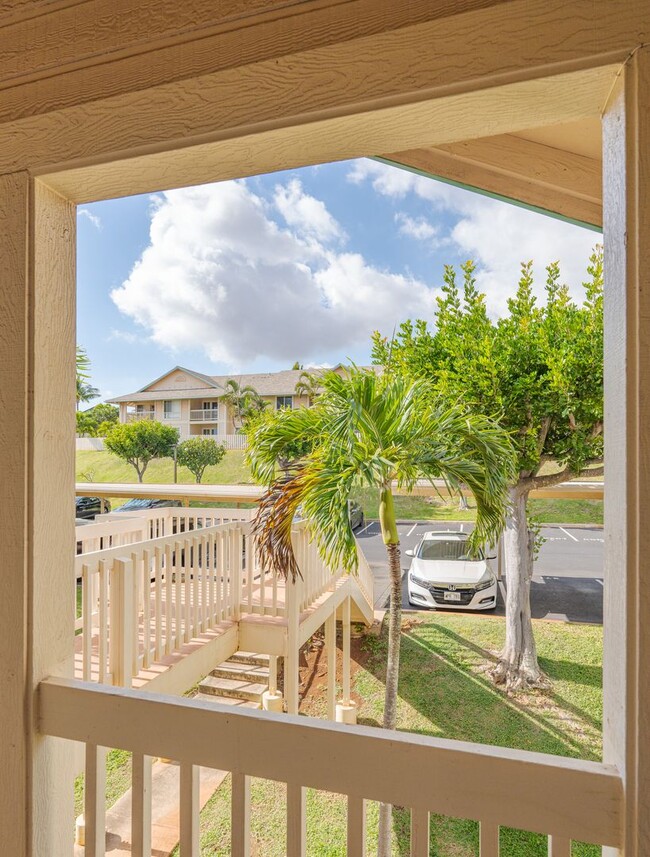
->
[[76, 450, 603, 524], [172, 615, 602, 856]]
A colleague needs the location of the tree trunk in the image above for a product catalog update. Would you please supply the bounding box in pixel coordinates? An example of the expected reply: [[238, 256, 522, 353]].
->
[[491, 485, 545, 690], [377, 530, 402, 856]]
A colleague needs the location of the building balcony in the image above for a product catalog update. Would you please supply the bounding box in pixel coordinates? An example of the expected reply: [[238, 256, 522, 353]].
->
[[189, 408, 221, 422], [126, 411, 156, 422]]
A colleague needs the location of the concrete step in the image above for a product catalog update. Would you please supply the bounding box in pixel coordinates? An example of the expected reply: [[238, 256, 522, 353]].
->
[[195, 692, 261, 709], [211, 660, 270, 683], [198, 675, 268, 702], [228, 651, 271, 668]]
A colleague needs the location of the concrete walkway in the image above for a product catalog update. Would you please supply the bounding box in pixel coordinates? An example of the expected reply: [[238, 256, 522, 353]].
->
[[75, 760, 227, 856]]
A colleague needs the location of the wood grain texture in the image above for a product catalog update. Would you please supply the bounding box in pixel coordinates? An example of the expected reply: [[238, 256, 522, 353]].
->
[[36, 65, 617, 204], [39, 678, 624, 848], [602, 46, 650, 857], [385, 133, 602, 226], [0, 170, 29, 857], [0, 0, 505, 124]]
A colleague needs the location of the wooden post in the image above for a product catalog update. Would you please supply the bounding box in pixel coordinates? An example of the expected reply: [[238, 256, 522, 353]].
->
[[602, 46, 650, 857], [287, 783, 306, 857], [0, 174, 76, 854], [84, 744, 107, 857], [110, 558, 135, 687], [231, 772, 251, 857], [286, 579, 300, 715], [131, 753, 153, 857], [325, 613, 336, 721], [179, 762, 200, 855]]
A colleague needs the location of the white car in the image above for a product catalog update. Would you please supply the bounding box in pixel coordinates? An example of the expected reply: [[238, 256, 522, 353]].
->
[[406, 531, 497, 611]]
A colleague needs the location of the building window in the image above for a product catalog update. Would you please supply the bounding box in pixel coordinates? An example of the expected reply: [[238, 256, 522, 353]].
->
[[202, 428, 219, 436], [202, 401, 219, 416], [276, 396, 293, 410], [163, 400, 180, 419]]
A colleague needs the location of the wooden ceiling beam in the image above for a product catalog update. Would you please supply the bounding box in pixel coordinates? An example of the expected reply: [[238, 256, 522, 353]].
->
[[385, 134, 602, 228]]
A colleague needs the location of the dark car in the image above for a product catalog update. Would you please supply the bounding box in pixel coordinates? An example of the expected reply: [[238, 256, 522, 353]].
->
[[112, 498, 183, 513], [348, 500, 365, 530], [75, 496, 111, 520]]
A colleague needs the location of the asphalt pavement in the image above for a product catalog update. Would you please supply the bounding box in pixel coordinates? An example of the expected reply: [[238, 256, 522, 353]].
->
[[356, 520, 603, 624]]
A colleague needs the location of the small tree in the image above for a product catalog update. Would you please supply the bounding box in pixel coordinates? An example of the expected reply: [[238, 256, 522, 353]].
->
[[177, 437, 226, 483], [294, 370, 321, 405], [372, 249, 604, 689], [104, 420, 179, 482], [222, 379, 268, 430], [76, 403, 119, 437]]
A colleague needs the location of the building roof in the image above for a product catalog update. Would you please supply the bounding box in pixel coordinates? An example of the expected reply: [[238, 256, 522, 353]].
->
[[107, 364, 379, 404]]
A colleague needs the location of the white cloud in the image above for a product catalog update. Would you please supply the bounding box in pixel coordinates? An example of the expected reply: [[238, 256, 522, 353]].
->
[[274, 179, 344, 242], [395, 212, 438, 241], [108, 329, 138, 344], [348, 159, 598, 316], [78, 208, 101, 229], [111, 180, 436, 366]]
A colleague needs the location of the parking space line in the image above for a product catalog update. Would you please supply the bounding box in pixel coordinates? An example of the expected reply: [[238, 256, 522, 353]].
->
[[358, 521, 374, 535], [559, 526, 579, 542], [596, 579, 604, 586], [407, 522, 418, 537]]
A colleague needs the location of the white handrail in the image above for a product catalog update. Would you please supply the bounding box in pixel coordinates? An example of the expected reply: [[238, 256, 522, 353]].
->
[[40, 677, 624, 854]]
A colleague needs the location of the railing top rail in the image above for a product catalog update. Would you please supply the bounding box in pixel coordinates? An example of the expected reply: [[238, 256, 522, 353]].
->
[[75, 519, 250, 570], [40, 677, 623, 848]]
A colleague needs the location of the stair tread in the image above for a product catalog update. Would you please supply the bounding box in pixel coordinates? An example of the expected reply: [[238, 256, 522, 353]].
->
[[229, 651, 271, 666], [213, 662, 270, 679], [195, 693, 260, 709], [201, 675, 268, 693]]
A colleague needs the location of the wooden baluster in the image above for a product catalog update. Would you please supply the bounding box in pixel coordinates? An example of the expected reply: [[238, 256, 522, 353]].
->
[[325, 613, 336, 721], [548, 836, 571, 856], [347, 796, 366, 856], [286, 579, 300, 715], [179, 762, 200, 855], [410, 808, 429, 857], [216, 532, 223, 624], [208, 533, 215, 627], [193, 536, 200, 637], [231, 772, 251, 857], [201, 535, 208, 632], [154, 546, 162, 661], [142, 549, 151, 669], [164, 543, 173, 655], [98, 559, 108, 683], [480, 821, 499, 856], [131, 551, 140, 677], [132, 752, 152, 857], [109, 558, 134, 687], [286, 783, 306, 857], [175, 539, 183, 650], [184, 537, 192, 643], [82, 564, 92, 681], [342, 597, 351, 705], [84, 744, 107, 857], [246, 531, 253, 612]]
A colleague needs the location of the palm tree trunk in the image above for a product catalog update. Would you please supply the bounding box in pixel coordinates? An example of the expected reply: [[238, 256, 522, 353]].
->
[[378, 488, 402, 857]]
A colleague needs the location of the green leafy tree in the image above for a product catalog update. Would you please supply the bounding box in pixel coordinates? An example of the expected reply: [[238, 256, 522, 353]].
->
[[176, 437, 226, 483], [222, 379, 268, 430], [104, 420, 179, 482], [76, 403, 119, 437], [247, 368, 514, 854], [372, 249, 604, 689]]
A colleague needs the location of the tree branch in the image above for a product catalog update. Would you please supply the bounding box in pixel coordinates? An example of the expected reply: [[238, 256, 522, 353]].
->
[[518, 459, 603, 493]]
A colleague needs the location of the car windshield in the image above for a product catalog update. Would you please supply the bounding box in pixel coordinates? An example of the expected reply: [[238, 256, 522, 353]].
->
[[120, 499, 152, 509], [417, 538, 482, 561]]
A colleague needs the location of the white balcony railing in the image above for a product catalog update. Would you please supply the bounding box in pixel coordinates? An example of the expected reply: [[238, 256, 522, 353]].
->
[[40, 677, 623, 856], [126, 411, 156, 421], [189, 408, 220, 422]]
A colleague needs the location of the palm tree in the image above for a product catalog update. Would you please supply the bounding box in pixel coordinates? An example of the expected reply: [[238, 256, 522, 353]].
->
[[76, 346, 100, 409], [294, 370, 321, 405], [221, 379, 267, 430], [247, 368, 514, 855]]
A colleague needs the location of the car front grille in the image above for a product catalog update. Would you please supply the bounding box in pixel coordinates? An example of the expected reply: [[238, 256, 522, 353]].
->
[[430, 586, 476, 606]]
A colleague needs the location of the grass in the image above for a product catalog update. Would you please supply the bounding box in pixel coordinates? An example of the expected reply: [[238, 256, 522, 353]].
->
[[171, 615, 602, 856], [76, 451, 604, 523]]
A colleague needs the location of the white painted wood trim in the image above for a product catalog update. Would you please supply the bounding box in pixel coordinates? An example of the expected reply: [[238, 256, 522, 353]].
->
[[410, 808, 429, 857], [39, 678, 623, 847]]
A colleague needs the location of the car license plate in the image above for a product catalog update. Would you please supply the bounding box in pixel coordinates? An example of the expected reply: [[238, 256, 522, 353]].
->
[[444, 591, 462, 602]]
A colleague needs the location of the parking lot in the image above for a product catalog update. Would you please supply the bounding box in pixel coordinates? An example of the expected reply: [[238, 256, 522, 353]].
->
[[357, 520, 604, 624]]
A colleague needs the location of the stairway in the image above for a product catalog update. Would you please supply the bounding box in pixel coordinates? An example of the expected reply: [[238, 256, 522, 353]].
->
[[196, 651, 271, 709]]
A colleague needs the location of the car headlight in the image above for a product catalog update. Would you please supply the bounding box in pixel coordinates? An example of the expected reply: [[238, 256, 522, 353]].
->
[[409, 573, 430, 588], [475, 570, 496, 591]]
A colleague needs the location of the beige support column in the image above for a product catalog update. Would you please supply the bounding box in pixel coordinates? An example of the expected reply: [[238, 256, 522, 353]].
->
[[262, 655, 283, 712], [325, 613, 337, 721], [286, 579, 300, 715], [602, 46, 650, 857], [0, 174, 76, 854], [336, 596, 357, 724]]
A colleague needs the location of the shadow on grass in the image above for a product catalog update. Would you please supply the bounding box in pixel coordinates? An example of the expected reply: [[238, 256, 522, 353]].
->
[[358, 620, 600, 762]]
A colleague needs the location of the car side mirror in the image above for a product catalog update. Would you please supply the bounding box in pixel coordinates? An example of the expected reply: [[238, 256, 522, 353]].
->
[[406, 549, 414, 558]]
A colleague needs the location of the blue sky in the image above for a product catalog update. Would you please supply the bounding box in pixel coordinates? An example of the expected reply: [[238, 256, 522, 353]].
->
[[77, 158, 599, 401]]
